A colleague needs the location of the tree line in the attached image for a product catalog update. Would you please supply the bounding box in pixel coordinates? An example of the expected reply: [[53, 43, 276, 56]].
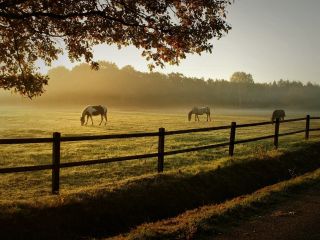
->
[[2, 61, 319, 109]]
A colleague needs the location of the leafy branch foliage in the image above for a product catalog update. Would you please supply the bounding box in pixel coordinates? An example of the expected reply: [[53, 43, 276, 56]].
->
[[0, 0, 232, 98]]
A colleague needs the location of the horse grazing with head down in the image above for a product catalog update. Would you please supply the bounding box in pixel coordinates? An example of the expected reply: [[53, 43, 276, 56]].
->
[[271, 109, 285, 124], [188, 107, 211, 121], [80, 105, 107, 126]]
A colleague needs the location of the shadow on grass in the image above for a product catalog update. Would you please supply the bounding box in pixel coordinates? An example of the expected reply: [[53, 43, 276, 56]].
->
[[1, 143, 320, 240]]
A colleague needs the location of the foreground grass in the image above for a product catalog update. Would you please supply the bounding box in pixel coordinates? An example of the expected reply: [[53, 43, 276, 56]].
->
[[111, 169, 320, 240], [1, 142, 320, 240]]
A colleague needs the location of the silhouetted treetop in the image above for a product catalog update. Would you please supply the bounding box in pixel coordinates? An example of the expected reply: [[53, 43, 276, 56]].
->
[[0, 0, 232, 98], [230, 71, 254, 84]]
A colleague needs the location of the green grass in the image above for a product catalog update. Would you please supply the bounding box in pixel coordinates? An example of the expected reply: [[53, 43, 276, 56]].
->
[[0, 106, 319, 202]]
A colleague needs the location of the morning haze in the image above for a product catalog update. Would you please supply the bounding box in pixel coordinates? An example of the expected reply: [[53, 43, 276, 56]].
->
[[1, 1, 320, 107], [29, 0, 320, 85], [1, 61, 319, 110], [2, 1, 320, 240]]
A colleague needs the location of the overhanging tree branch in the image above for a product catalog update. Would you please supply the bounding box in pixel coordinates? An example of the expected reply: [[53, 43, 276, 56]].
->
[[0, 0, 233, 97]]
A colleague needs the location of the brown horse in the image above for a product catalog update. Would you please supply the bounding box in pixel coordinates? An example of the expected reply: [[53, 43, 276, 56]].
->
[[271, 109, 285, 124]]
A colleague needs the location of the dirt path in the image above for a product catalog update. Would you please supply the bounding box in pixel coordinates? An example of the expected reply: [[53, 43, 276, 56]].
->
[[213, 185, 320, 240]]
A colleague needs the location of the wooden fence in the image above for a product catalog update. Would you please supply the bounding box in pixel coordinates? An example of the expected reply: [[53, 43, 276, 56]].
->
[[0, 115, 320, 194]]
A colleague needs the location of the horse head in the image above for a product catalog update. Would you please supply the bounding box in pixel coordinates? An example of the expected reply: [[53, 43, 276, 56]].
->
[[80, 116, 85, 126]]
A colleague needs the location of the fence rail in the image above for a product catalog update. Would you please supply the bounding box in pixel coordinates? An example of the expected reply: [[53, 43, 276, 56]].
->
[[236, 121, 272, 128], [1, 115, 319, 194], [235, 134, 275, 144], [165, 125, 230, 135], [164, 142, 231, 156], [0, 137, 52, 144], [61, 132, 159, 142]]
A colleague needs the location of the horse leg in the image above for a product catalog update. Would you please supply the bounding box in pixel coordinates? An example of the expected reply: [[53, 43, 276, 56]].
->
[[85, 115, 89, 125], [104, 113, 107, 125], [90, 115, 93, 125], [99, 115, 103, 125]]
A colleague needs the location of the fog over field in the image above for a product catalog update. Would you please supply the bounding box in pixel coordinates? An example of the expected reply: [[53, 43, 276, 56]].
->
[[1, 1, 320, 240], [1, 62, 320, 110]]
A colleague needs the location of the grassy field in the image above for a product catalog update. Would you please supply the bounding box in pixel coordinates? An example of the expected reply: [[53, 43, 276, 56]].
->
[[0, 106, 319, 202]]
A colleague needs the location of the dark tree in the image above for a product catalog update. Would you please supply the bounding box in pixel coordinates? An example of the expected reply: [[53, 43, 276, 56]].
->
[[230, 71, 254, 84], [0, 0, 232, 98]]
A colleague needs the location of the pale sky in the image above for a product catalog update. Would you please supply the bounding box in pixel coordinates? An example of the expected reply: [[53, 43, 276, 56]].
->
[[39, 0, 320, 84]]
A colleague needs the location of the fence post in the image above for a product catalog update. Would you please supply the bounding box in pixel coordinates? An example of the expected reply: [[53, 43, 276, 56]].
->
[[274, 118, 280, 149], [305, 115, 310, 140], [229, 122, 236, 156], [158, 127, 165, 173], [52, 132, 61, 194]]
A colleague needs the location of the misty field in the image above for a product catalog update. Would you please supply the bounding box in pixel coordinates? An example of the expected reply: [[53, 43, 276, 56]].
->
[[0, 106, 319, 202]]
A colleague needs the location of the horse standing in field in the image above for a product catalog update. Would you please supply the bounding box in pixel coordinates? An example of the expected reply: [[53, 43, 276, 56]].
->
[[271, 109, 286, 124], [80, 105, 108, 126], [188, 107, 211, 121]]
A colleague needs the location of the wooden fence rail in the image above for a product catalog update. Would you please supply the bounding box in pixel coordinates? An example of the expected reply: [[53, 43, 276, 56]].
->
[[0, 115, 319, 194]]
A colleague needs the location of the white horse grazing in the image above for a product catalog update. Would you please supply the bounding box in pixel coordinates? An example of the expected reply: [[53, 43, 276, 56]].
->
[[271, 109, 285, 123], [188, 107, 211, 121], [80, 105, 108, 126]]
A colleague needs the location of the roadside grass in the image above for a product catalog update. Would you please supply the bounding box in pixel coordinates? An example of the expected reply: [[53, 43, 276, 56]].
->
[[0, 107, 319, 201], [111, 168, 320, 240], [1, 141, 320, 240]]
